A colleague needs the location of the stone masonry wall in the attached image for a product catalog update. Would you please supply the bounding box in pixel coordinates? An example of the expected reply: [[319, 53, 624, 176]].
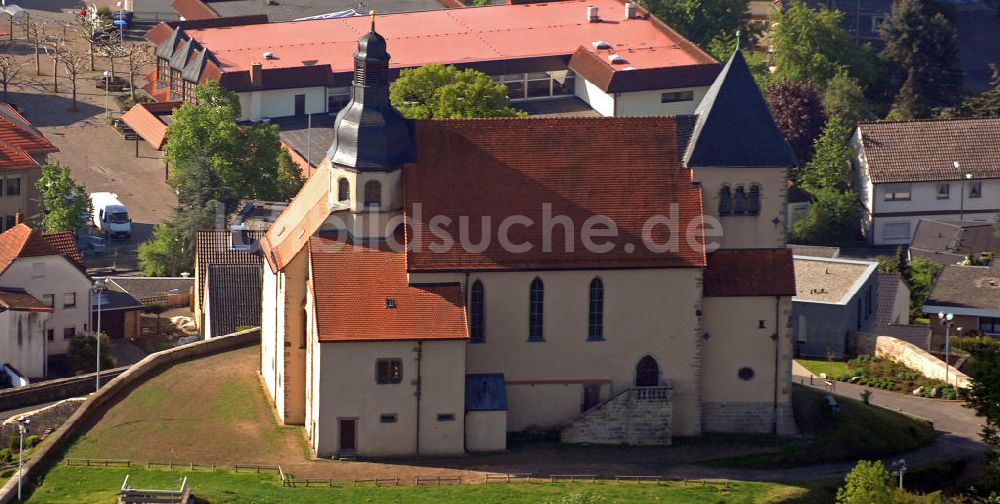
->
[[702, 401, 797, 436], [0, 398, 85, 449], [561, 386, 672, 445]]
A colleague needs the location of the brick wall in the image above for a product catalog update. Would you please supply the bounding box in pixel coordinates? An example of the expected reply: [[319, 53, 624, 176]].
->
[[561, 386, 672, 445]]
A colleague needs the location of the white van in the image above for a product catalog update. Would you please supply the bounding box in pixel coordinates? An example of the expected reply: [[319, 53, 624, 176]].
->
[[90, 192, 131, 239]]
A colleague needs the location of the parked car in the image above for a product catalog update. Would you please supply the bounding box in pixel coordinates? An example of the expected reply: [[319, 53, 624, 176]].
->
[[80, 235, 108, 255], [95, 75, 129, 92]]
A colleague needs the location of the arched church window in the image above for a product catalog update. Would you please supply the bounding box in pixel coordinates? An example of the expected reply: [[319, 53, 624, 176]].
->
[[747, 184, 761, 215], [719, 186, 733, 215], [470, 280, 485, 343], [528, 277, 544, 341], [733, 186, 746, 214], [364, 180, 381, 208], [337, 178, 350, 202]]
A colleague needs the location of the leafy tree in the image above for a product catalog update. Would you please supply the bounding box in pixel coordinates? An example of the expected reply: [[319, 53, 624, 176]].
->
[[823, 70, 873, 126], [638, 0, 748, 48], [67, 333, 115, 374], [957, 64, 1000, 117], [706, 31, 739, 62], [790, 187, 859, 246], [765, 79, 827, 163], [770, 1, 879, 89], [837, 460, 894, 504], [138, 202, 220, 277], [907, 257, 941, 319], [967, 343, 1000, 450], [35, 162, 90, 234], [880, 0, 962, 119], [797, 117, 852, 192], [896, 245, 912, 287], [164, 81, 301, 202], [389, 64, 523, 120]]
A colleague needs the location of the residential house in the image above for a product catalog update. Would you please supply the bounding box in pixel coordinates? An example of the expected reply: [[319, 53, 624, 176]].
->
[[809, 0, 891, 47], [0, 223, 90, 375], [258, 27, 799, 459], [909, 219, 1000, 266], [852, 117, 1000, 245], [106, 276, 194, 306], [142, 0, 721, 121], [0, 289, 53, 381], [793, 256, 879, 357], [0, 103, 59, 230], [193, 229, 263, 332], [923, 260, 1000, 337], [871, 272, 931, 349], [90, 282, 146, 341]]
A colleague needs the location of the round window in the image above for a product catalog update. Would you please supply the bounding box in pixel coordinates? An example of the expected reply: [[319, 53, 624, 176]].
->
[[738, 367, 755, 381]]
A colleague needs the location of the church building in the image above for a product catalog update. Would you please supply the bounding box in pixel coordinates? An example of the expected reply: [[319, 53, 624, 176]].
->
[[259, 20, 798, 458]]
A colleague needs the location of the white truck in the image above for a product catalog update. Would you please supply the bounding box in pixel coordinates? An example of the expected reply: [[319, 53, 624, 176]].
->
[[90, 192, 131, 240]]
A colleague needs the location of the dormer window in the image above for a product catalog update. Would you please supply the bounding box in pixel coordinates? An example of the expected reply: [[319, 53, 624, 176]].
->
[[719, 186, 733, 215], [364, 180, 381, 208], [733, 186, 746, 214]]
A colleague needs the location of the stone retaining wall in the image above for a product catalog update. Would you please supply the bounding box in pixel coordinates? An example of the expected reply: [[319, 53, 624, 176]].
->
[[0, 398, 86, 449], [0, 328, 259, 504], [561, 386, 673, 445], [0, 368, 129, 412], [853, 333, 971, 389]]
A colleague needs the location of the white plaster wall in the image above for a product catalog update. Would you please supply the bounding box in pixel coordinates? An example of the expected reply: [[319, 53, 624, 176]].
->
[[0, 256, 90, 356], [574, 77, 615, 117], [314, 339, 466, 458], [0, 311, 49, 379], [260, 265, 280, 412], [465, 410, 507, 452], [239, 87, 327, 122], [615, 86, 708, 117]]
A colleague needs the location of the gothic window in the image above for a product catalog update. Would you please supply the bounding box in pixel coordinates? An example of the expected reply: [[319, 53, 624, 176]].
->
[[364, 180, 381, 208], [588, 278, 604, 341], [528, 277, 544, 341], [747, 184, 761, 215], [733, 186, 746, 214], [337, 178, 350, 202], [719, 186, 732, 215], [470, 280, 485, 343]]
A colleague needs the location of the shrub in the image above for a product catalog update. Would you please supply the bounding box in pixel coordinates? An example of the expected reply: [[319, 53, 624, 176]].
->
[[23, 435, 40, 449], [837, 460, 895, 504], [6, 436, 16, 453], [0, 448, 11, 465]]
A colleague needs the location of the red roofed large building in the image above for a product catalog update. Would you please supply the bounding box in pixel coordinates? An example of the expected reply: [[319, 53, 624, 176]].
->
[[258, 24, 798, 457], [145, 0, 720, 121]]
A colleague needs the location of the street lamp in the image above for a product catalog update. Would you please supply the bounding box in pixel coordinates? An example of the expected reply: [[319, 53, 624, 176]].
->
[[94, 278, 108, 391], [16, 416, 29, 501], [891, 458, 907, 490], [939, 312, 955, 387], [103, 70, 110, 118]]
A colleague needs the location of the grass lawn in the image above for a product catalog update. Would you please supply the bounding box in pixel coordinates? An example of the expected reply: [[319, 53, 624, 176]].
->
[[705, 386, 935, 469], [795, 358, 850, 378], [25, 466, 818, 503]]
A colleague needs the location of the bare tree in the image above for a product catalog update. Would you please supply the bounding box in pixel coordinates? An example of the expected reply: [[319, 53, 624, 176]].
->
[[43, 33, 66, 93], [122, 42, 151, 100], [60, 48, 88, 110], [23, 19, 44, 76], [95, 36, 126, 80], [75, 12, 109, 72], [0, 52, 25, 102]]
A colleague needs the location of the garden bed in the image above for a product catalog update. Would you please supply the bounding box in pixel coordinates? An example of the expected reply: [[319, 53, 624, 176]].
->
[[828, 355, 960, 399]]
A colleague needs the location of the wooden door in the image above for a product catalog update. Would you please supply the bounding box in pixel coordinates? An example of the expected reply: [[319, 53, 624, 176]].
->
[[339, 419, 356, 452]]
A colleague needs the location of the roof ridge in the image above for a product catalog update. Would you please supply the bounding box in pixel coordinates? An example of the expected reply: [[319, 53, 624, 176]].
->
[[859, 116, 1000, 127]]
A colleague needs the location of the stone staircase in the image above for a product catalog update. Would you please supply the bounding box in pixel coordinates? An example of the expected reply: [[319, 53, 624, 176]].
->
[[560, 384, 672, 446]]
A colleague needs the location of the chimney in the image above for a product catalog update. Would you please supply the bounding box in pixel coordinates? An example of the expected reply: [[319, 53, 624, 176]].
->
[[250, 62, 263, 87], [587, 5, 599, 22], [624, 2, 636, 19], [14, 212, 22, 225]]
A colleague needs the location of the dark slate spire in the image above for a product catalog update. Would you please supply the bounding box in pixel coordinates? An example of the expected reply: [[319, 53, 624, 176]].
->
[[327, 12, 413, 172], [684, 50, 797, 168]]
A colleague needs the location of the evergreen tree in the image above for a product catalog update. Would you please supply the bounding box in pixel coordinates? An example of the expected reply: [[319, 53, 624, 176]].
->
[[896, 245, 911, 287], [797, 117, 852, 192], [823, 70, 873, 126], [880, 0, 963, 118], [958, 64, 1000, 117]]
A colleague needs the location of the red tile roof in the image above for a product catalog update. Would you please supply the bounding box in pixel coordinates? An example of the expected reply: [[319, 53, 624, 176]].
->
[[858, 117, 1000, 184], [404, 117, 707, 271], [42, 232, 85, 271], [309, 235, 468, 342], [156, 0, 717, 92], [169, 0, 217, 20], [0, 289, 54, 312], [0, 103, 58, 171], [121, 102, 180, 150], [0, 224, 62, 275], [260, 166, 330, 273], [703, 249, 796, 297]]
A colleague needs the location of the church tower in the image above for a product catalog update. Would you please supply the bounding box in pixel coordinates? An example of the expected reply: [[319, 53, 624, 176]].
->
[[326, 14, 414, 240], [684, 50, 797, 250]]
